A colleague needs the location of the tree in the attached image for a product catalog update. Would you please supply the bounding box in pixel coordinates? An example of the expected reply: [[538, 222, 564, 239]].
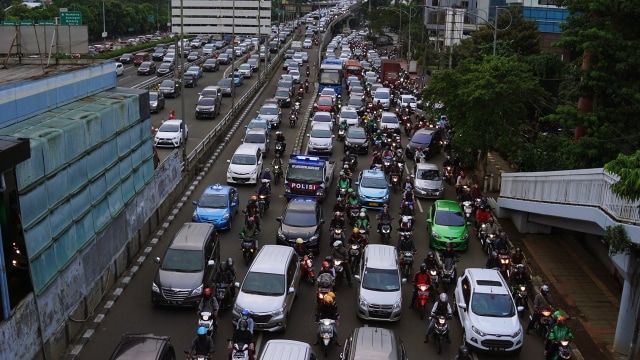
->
[[422, 56, 545, 178]]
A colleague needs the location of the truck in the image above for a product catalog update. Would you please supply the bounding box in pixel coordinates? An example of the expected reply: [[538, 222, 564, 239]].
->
[[291, 40, 302, 52], [380, 60, 403, 84], [284, 155, 335, 201]]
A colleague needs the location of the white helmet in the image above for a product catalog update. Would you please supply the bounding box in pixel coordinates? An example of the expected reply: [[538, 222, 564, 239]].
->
[[359, 211, 366, 218], [333, 240, 342, 248], [439, 293, 448, 303], [402, 216, 410, 224]]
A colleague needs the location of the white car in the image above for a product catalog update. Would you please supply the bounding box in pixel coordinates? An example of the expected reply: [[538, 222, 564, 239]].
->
[[154, 119, 188, 148], [378, 112, 400, 130], [257, 104, 282, 128], [115, 62, 124, 76], [311, 111, 333, 131], [306, 122, 334, 154], [238, 63, 252, 78], [226, 144, 263, 184], [300, 51, 309, 63], [400, 94, 418, 110], [292, 53, 304, 64], [303, 39, 313, 49], [243, 129, 269, 158], [288, 69, 301, 83], [339, 106, 359, 126], [454, 268, 524, 354], [280, 74, 294, 83]]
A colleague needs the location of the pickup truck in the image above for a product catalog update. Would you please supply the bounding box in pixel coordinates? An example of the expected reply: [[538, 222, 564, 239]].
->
[[284, 155, 335, 201]]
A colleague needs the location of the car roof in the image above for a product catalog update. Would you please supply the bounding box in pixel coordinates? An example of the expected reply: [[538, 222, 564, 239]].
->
[[202, 183, 232, 195], [109, 333, 173, 360], [161, 119, 182, 126], [434, 199, 463, 212], [415, 128, 437, 136], [363, 244, 397, 269], [349, 327, 400, 360], [464, 268, 510, 294], [362, 169, 386, 179], [170, 223, 215, 250], [318, 96, 333, 101], [245, 128, 267, 136], [415, 162, 439, 171], [250, 245, 295, 273], [341, 106, 357, 112], [287, 197, 318, 211], [347, 126, 365, 134], [310, 122, 332, 131], [234, 143, 261, 155]]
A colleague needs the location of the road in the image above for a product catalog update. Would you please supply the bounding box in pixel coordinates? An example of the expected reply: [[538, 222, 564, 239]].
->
[[80, 38, 547, 360]]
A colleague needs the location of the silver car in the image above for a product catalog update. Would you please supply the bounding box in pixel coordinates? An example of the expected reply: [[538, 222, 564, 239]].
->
[[413, 162, 445, 199]]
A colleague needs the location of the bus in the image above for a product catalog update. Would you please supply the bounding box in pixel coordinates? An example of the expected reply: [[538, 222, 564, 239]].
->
[[344, 60, 363, 79], [318, 58, 344, 95]]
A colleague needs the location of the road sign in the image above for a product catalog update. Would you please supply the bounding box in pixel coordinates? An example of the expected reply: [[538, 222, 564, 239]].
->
[[38, 20, 55, 25], [148, 15, 154, 23], [2, 21, 16, 25], [19, 20, 34, 25], [60, 11, 82, 25]]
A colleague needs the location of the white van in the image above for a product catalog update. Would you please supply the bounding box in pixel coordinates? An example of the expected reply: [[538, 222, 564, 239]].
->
[[226, 144, 263, 184], [259, 340, 316, 360], [373, 88, 391, 110], [354, 244, 406, 321]]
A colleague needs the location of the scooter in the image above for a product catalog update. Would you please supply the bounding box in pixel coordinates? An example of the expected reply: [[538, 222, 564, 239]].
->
[[183, 351, 208, 360], [498, 249, 511, 278], [347, 204, 361, 225], [300, 255, 316, 284], [337, 127, 346, 141], [440, 257, 457, 292], [229, 340, 250, 360], [414, 283, 430, 319], [428, 267, 440, 291], [400, 251, 414, 277], [333, 259, 345, 285], [554, 339, 573, 360], [331, 227, 345, 246], [273, 165, 282, 185], [275, 141, 285, 157], [514, 283, 529, 318], [462, 200, 474, 221], [198, 311, 217, 336], [257, 194, 268, 217], [432, 315, 451, 354], [533, 307, 554, 340], [215, 282, 231, 311], [390, 174, 401, 193], [349, 243, 362, 274], [240, 237, 256, 265], [318, 319, 336, 356], [289, 114, 297, 128], [379, 219, 392, 243], [443, 166, 454, 184]]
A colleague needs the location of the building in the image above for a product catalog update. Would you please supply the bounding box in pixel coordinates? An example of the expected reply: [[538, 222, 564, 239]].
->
[[170, 0, 271, 37]]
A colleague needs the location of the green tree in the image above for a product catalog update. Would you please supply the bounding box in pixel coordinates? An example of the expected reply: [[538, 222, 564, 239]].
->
[[422, 56, 545, 178]]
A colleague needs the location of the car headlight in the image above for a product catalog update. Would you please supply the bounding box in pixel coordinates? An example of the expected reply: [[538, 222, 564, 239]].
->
[[273, 307, 284, 316], [358, 296, 368, 308], [152, 282, 160, 293], [233, 303, 243, 315], [511, 328, 522, 338], [190, 284, 203, 296], [463, 233, 469, 240], [383, 195, 389, 200], [431, 231, 441, 239], [309, 234, 319, 242], [472, 326, 486, 337], [250, 168, 258, 174], [345, 140, 352, 146], [392, 298, 402, 310], [277, 229, 286, 240], [222, 213, 230, 220], [192, 211, 198, 220]]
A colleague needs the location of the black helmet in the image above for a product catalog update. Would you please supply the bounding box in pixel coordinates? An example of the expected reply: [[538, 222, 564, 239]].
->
[[220, 262, 228, 271], [427, 252, 434, 260], [458, 345, 470, 356], [491, 251, 498, 259], [325, 256, 333, 263], [420, 264, 427, 273]]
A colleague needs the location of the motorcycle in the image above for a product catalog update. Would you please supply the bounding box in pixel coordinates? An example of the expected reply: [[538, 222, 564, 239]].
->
[[229, 341, 250, 360], [318, 319, 336, 356], [198, 311, 216, 336], [349, 243, 362, 274], [275, 141, 285, 157], [462, 200, 473, 221], [379, 219, 392, 243], [289, 114, 297, 128], [400, 251, 414, 277], [554, 339, 573, 360], [432, 315, 451, 354], [331, 227, 345, 246], [215, 282, 231, 310], [257, 194, 268, 217], [414, 283, 430, 319], [316, 274, 334, 306], [346, 154, 358, 172], [240, 237, 257, 265], [347, 204, 361, 225], [333, 259, 345, 285], [382, 156, 393, 174], [183, 351, 208, 360], [440, 257, 457, 292], [428, 267, 440, 291], [273, 165, 282, 185], [304, 81, 309, 93], [337, 127, 346, 141], [514, 283, 529, 318], [498, 249, 511, 278], [484, 233, 496, 255], [306, 68, 311, 77], [300, 255, 316, 284], [533, 307, 554, 340], [293, 101, 301, 113], [400, 201, 415, 217], [443, 166, 453, 184], [390, 174, 401, 193]]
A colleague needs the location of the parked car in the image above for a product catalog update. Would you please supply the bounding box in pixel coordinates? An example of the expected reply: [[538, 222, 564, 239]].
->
[[149, 91, 165, 113], [154, 119, 188, 148], [137, 61, 156, 75]]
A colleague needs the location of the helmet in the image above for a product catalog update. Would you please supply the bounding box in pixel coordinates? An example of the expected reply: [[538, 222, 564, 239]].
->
[[361, 208, 367, 213], [334, 211, 341, 217], [295, 238, 304, 245], [327, 291, 336, 299], [339, 171, 345, 177], [373, 151, 379, 156], [420, 264, 427, 273], [276, 131, 282, 135], [488, 217, 494, 223], [323, 294, 334, 304], [242, 309, 251, 316], [515, 247, 522, 253], [446, 242, 452, 250], [353, 227, 359, 233], [264, 167, 271, 172], [359, 211, 366, 218], [439, 293, 448, 303], [333, 240, 342, 248], [343, 164, 349, 169], [322, 261, 330, 269], [427, 252, 435, 260], [325, 256, 333, 263], [203, 288, 212, 296], [238, 319, 249, 331], [197, 326, 207, 335], [220, 262, 228, 271], [383, 204, 388, 209], [458, 346, 470, 357], [348, 188, 354, 193], [491, 251, 498, 258], [227, 258, 234, 267], [515, 264, 525, 272], [541, 285, 550, 294], [247, 217, 255, 225]]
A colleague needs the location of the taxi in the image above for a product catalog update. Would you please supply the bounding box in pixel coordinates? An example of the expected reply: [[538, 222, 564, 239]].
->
[[191, 184, 239, 231]]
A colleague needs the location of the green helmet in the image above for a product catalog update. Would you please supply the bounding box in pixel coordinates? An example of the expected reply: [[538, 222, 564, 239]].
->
[[348, 188, 354, 193]]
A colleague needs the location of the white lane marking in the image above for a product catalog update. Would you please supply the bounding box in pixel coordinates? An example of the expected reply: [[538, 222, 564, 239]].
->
[[416, 199, 423, 213], [254, 332, 263, 354]]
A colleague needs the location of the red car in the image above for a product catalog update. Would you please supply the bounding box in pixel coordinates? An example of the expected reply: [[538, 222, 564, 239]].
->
[[314, 95, 335, 113]]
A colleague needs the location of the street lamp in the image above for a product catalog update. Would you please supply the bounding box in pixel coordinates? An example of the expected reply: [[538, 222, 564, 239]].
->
[[102, 0, 107, 45], [383, 6, 420, 60]]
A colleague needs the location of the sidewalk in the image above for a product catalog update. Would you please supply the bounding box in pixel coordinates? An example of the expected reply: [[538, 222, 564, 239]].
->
[[483, 152, 625, 360]]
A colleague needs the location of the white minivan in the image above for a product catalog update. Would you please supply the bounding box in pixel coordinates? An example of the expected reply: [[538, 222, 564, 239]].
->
[[373, 88, 391, 110], [226, 144, 263, 184]]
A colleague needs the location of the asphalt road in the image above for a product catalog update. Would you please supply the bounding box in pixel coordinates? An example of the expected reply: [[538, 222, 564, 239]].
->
[[82, 42, 547, 360]]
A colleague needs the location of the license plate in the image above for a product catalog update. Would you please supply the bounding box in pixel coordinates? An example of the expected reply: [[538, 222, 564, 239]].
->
[[418, 291, 429, 296], [490, 347, 505, 352], [372, 310, 389, 316], [369, 202, 379, 207]]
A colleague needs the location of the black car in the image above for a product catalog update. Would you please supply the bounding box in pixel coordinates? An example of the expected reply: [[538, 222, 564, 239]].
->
[[276, 198, 324, 253], [156, 62, 174, 77], [202, 58, 219, 72], [137, 61, 156, 75], [119, 53, 133, 64], [195, 97, 220, 119], [109, 334, 175, 360], [218, 53, 230, 65], [405, 128, 443, 160], [152, 49, 166, 61], [344, 126, 369, 154], [274, 87, 292, 107], [347, 97, 365, 116], [183, 73, 198, 88], [268, 41, 279, 53], [187, 51, 200, 62], [159, 79, 181, 98], [217, 79, 233, 96], [149, 91, 165, 113]]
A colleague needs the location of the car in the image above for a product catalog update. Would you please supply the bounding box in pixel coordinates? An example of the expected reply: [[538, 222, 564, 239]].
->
[[454, 268, 524, 354], [277, 79, 295, 95], [243, 128, 269, 157], [356, 169, 390, 208], [347, 97, 364, 115], [300, 51, 309, 63], [282, 58, 292, 71], [373, 88, 391, 110], [292, 53, 304, 65], [186, 65, 203, 79], [119, 53, 133, 64], [319, 88, 338, 102], [202, 58, 219, 72], [190, 39, 201, 48], [280, 74, 294, 83], [378, 111, 400, 130], [257, 103, 282, 128], [341, 327, 407, 360], [405, 128, 443, 160], [216, 79, 234, 96], [152, 49, 166, 61], [339, 106, 359, 126], [347, 76, 361, 88], [400, 94, 418, 110], [245, 117, 270, 136], [137, 61, 156, 75], [186, 51, 200, 62], [158, 79, 181, 98], [202, 43, 216, 56], [234, 46, 243, 57], [303, 39, 313, 48], [228, 72, 244, 86], [427, 200, 470, 250], [237, 63, 252, 78], [247, 58, 259, 72], [306, 122, 334, 154], [109, 334, 176, 360], [156, 62, 174, 77], [285, 49, 295, 58], [313, 95, 335, 113], [276, 198, 324, 251], [163, 52, 176, 64], [311, 111, 333, 131], [226, 144, 263, 184], [154, 119, 188, 148], [288, 69, 301, 84], [191, 184, 239, 231], [274, 87, 292, 108], [115, 62, 124, 76], [218, 53, 230, 65], [344, 126, 369, 154], [413, 162, 445, 199], [349, 85, 365, 99], [149, 91, 165, 113], [198, 85, 223, 103], [195, 96, 220, 119]]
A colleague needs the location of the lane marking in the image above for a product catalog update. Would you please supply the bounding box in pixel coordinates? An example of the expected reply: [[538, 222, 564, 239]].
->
[[254, 332, 264, 355]]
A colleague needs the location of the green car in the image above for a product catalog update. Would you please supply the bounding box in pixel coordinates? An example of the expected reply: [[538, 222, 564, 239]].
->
[[427, 200, 470, 251]]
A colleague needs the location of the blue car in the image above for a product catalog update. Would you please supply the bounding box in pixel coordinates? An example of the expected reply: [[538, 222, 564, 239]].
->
[[355, 169, 390, 208], [245, 117, 270, 136], [227, 71, 244, 86], [192, 184, 239, 231], [186, 65, 203, 79]]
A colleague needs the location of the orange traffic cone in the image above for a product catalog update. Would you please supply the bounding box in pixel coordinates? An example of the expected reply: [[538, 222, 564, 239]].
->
[[169, 110, 175, 119]]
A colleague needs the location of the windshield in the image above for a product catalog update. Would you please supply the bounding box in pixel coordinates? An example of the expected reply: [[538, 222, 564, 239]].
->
[[276, 90, 289, 97], [160, 80, 174, 87], [311, 128, 332, 138], [161, 248, 203, 272], [321, 89, 336, 97], [205, 59, 216, 65], [260, 107, 279, 116], [348, 98, 363, 107], [248, 121, 267, 130], [279, 81, 293, 88], [313, 114, 331, 123], [198, 98, 216, 106], [361, 176, 388, 189], [290, 70, 300, 76], [362, 267, 400, 292], [434, 210, 465, 226], [283, 209, 317, 226], [471, 293, 516, 317], [348, 129, 366, 139], [381, 116, 398, 124], [218, 80, 231, 87], [159, 64, 171, 70], [244, 133, 265, 143], [319, 70, 341, 85], [287, 165, 323, 182], [351, 86, 363, 94], [317, 98, 333, 106], [411, 133, 432, 145], [231, 154, 256, 165], [158, 123, 180, 132], [188, 67, 199, 72], [417, 169, 441, 181], [403, 97, 417, 105], [150, 93, 159, 101], [375, 91, 390, 100], [198, 193, 228, 208], [240, 64, 250, 70], [241, 272, 285, 296]]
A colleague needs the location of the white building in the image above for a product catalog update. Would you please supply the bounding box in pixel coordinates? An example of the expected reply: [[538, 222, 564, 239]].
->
[[170, 0, 271, 37]]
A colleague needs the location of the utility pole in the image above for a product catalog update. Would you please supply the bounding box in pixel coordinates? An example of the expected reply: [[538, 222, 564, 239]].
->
[[448, 8, 455, 69], [180, 0, 187, 167], [492, 6, 498, 56]]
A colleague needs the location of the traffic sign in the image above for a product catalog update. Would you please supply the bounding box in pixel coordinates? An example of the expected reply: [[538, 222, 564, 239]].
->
[[19, 20, 34, 25], [1, 21, 16, 26], [38, 20, 55, 25], [148, 15, 154, 23], [60, 11, 82, 25]]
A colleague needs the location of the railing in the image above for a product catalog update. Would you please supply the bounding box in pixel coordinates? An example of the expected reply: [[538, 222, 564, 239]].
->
[[500, 168, 640, 225]]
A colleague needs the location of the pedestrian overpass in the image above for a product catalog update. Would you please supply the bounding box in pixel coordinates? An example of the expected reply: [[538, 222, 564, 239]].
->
[[496, 168, 640, 355]]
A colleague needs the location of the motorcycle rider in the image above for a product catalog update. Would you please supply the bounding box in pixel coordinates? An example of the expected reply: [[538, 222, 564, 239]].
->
[[240, 217, 259, 249], [331, 241, 352, 287], [545, 316, 574, 358], [494, 232, 510, 253], [228, 318, 255, 360], [509, 263, 531, 295], [422, 252, 439, 270], [388, 161, 402, 183], [454, 346, 472, 360], [243, 198, 261, 230], [271, 153, 283, 170], [313, 294, 341, 346], [474, 205, 492, 232], [442, 155, 453, 169], [257, 180, 271, 209], [319, 260, 336, 279], [397, 232, 416, 253], [511, 247, 525, 265], [411, 264, 432, 308], [259, 168, 273, 183], [294, 237, 312, 257], [376, 204, 393, 233], [424, 293, 453, 343], [483, 218, 499, 238], [455, 171, 470, 197], [345, 188, 360, 207], [237, 308, 255, 334], [348, 227, 368, 247], [332, 197, 346, 214], [355, 211, 370, 232], [226, 258, 237, 298], [370, 151, 383, 170], [330, 211, 346, 232], [526, 285, 554, 335], [275, 131, 286, 153], [403, 176, 414, 191], [440, 242, 459, 279], [342, 163, 353, 178], [336, 171, 351, 197], [198, 288, 220, 317], [470, 182, 483, 199], [214, 262, 235, 301], [486, 251, 501, 269], [187, 327, 215, 359]]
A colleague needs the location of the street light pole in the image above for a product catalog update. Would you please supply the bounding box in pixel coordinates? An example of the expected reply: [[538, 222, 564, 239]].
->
[[102, 0, 106, 46], [492, 7, 499, 56]]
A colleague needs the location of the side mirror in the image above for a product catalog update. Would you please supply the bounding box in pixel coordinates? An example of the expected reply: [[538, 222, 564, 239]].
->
[[307, 134, 310, 137], [458, 303, 467, 311], [354, 181, 360, 185], [320, 219, 325, 224], [234, 282, 240, 288], [276, 217, 282, 222], [231, 202, 237, 207], [227, 159, 231, 164], [427, 219, 432, 224], [154, 257, 160, 263], [207, 260, 215, 267], [466, 221, 472, 226], [288, 287, 295, 294], [353, 275, 361, 282], [332, 135, 335, 138], [401, 278, 408, 285]]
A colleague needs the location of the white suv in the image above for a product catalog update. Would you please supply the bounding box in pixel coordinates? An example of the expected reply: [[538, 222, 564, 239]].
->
[[454, 268, 523, 354]]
